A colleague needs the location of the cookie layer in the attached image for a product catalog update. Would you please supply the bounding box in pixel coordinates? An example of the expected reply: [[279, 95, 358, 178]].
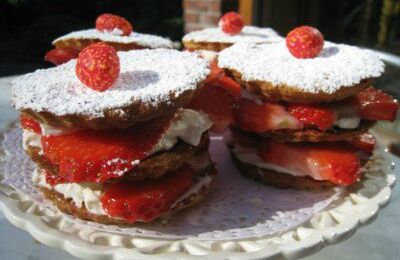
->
[[38, 163, 217, 225], [183, 26, 282, 52], [53, 29, 174, 49], [12, 49, 210, 129], [230, 150, 334, 190], [26, 132, 209, 182], [219, 42, 384, 103]]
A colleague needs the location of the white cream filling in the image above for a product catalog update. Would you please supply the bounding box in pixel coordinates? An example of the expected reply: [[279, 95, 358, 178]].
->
[[231, 143, 309, 178], [33, 154, 213, 217], [23, 109, 212, 157], [22, 130, 43, 154], [32, 169, 106, 215], [150, 109, 212, 155], [195, 50, 219, 61]]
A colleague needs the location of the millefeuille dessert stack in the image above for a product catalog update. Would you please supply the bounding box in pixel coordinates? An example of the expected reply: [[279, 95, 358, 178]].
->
[[183, 12, 282, 52], [218, 26, 399, 189], [12, 42, 217, 224], [45, 13, 175, 65], [185, 12, 283, 133]]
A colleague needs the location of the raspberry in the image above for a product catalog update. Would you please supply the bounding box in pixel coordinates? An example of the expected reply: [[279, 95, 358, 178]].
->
[[95, 13, 133, 35], [218, 12, 244, 35], [286, 26, 324, 58], [76, 42, 120, 91]]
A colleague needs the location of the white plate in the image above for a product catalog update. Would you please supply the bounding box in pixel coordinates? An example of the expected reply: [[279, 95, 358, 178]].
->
[[0, 128, 396, 260]]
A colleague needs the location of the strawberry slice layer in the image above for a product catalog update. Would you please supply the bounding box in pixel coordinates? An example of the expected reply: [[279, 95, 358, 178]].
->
[[258, 141, 361, 185], [205, 59, 242, 99], [20, 114, 41, 134], [187, 84, 235, 132], [349, 133, 376, 154], [101, 165, 194, 223], [288, 103, 336, 130], [42, 116, 173, 183], [356, 87, 399, 122], [235, 98, 301, 132], [44, 47, 80, 65]]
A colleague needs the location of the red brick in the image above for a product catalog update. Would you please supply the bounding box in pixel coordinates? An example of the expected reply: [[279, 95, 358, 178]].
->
[[210, 1, 221, 12], [185, 23, 208, 33], [200, 13, 220, 25], [184, 12, 200, 23], [183, 0, 209, 12]]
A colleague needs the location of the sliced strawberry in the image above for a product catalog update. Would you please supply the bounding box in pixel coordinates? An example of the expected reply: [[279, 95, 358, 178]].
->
[[20, 114, 41, 134], [44, 47, 80, 65], [205, 59, 224, 85], [41, 116, 173, 183], [216, 75, 242, 100], [205, 59, 242, 99], [187, 84, 235, 132], [235, 98, 301, 132], [258, 141, 361, 185], [44, 169, 66, 186], [349, 133, 376, 154], [356, 87, 399, 122], [101, 165, 194, 223], [287, 103, 336, 130]]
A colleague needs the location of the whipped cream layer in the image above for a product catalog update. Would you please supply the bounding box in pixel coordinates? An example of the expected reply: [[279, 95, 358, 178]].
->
[[183, 26, 283, 44], [23, 109, 212, 156], [33, 154, 213, 216], [231, 143, 311, 179], [53, 29, 174, 49], [219, 42, 384, 94]]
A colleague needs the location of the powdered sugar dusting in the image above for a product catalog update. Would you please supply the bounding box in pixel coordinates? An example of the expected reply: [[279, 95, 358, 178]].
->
[[11, 49, 209, 117], [183, 26, 283, 44], [218, 42, 384, 94], [53, 29, 174, 49]]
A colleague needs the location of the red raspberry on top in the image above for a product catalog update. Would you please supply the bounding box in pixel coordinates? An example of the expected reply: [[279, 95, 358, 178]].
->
[[95, 13, 133, 35], [286, 26, 324, 59], [218, 12, 244, 35], [76, 42, 120, 91]]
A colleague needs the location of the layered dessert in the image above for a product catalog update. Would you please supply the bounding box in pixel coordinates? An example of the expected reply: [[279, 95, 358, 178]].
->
[[12, 43, 217, 223], [185, 12, 281, 132], [217, 26, 398, 189], [182, 12, 282, 52], [45, 13, 175, 65]]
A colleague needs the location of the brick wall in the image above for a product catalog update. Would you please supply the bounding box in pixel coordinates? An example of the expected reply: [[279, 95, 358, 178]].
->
[[183, 0, 222, 33]]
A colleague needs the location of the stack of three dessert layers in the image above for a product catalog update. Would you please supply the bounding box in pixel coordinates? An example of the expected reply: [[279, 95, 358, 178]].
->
[[12, 48, 216, 224], [218, 41, 398, 189]]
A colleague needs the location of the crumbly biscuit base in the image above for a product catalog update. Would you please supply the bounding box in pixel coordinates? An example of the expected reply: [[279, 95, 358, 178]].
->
[[230, 149, 335, 191], [20, 85, 202, 130], [25, 133, 209, 183], [225, 68, 373, 104], [40, 164, 217, 225], [260, 120, 375, 142], [183, 40, 232, 52], [54, 38, 147, 51], [231, 119, 374, 144]]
